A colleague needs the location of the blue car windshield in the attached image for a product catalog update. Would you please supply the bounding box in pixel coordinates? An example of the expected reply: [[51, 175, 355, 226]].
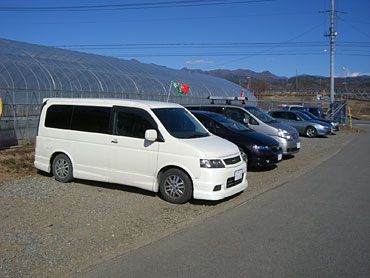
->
[[209, 113, 251, 131], [302, 111, 318, 119], [153, 108, 210, 139], [296, 111, 312, 121], [245, 106, 277, 123]]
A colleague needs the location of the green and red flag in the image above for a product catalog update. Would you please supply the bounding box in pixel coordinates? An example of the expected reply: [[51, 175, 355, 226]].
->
[[171, 80, 190, 95]]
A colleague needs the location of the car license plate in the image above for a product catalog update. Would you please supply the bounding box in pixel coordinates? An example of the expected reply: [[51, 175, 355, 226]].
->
[[297, 142, 301, 149], [234, 169, 243, 181], [278, 154, 282, 161]]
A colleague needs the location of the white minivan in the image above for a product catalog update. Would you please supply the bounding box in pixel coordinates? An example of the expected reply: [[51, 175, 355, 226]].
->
[[35, 98, 248, 204]]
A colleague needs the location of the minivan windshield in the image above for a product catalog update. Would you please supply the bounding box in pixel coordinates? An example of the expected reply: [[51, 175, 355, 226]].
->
[[153, 108, 210, 139], [245, 106, 277, 123]]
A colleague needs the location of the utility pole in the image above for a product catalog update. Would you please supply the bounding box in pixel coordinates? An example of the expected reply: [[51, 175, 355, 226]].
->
[[329, 0, 336, 104], [295, 69, 298, 92]]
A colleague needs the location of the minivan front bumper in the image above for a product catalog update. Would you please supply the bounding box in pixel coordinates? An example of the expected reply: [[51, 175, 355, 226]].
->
[[272, 135, 301, 155], [193, 162, 248, 200]]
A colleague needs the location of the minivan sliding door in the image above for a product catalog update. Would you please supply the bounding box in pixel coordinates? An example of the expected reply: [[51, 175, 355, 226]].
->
[[108, 107, 159, 191]]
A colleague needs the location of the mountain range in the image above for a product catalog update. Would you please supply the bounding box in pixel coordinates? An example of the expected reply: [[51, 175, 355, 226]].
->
[[181, 68, 370, 93]]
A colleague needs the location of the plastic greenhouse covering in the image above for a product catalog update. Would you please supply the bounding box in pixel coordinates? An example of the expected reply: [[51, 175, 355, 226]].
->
[[0, 38, 256, 104], [0, 38, 257, 147]]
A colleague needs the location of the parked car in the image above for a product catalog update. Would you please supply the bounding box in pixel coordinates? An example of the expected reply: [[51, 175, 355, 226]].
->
[[299, 110, 339, 132], [186, 104, 301, 155], [190, 110, 283, 168], [268, 110, 332, 138], [35, 98, 248, 204], [283, 105, 326, 119]]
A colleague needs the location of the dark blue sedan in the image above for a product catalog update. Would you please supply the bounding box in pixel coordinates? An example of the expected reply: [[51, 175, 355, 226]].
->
[[190, 110, 283, 168]]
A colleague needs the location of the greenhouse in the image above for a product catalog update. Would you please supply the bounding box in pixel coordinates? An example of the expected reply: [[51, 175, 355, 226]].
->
[[0, 38, 256, 147]]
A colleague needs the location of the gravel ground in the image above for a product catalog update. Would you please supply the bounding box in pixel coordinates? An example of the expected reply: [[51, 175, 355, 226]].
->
[[0, 129, 361, 277]]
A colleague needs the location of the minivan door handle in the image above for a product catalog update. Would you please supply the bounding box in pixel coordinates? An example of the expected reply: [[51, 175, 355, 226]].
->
[[111, 139, 118, 144]]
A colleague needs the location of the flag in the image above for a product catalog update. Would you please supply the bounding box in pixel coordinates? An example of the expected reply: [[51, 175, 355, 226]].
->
[[180, 83, 190, 94], [240, 88, 246, 104], [171, 81, 190, 95]]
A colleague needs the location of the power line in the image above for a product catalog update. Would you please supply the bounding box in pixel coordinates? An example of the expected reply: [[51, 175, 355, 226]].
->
[[203, 20, 328, 69], [52, 41, 370, 49], [0, 12, 316, 25], [337, 16, 370, 40], [0, 0, 275, 12], [101, 52, 370, 57]]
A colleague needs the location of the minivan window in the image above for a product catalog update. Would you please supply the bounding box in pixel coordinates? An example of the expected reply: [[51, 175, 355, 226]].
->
[[71, 106, 111, 134], [45, 105, 73, 129], [245, 106, 277, 123], [115, 107, 156, 139], [153, 108, 209, 139]]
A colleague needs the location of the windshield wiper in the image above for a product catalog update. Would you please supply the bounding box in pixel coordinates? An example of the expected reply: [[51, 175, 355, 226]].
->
[[184, 134, 208, 139]]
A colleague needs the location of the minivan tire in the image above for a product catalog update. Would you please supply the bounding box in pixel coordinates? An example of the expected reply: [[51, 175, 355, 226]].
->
[[305, 126, 317, 138], [52, 153, 74, 183], [159, 169, 193, 204]]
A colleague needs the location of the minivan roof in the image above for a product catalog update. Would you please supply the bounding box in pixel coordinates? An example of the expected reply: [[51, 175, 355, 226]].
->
[[43, 98, 183, 109]]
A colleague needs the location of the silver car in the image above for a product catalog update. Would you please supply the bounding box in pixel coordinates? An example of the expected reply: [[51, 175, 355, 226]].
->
[[268, 110, 332, 138]]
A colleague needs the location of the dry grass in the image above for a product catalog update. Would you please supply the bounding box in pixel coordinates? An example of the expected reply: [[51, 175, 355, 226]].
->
[[0, 145, 36, 183]]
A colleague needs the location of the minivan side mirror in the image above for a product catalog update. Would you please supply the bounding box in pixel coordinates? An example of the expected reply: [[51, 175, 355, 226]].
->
[[243, 117, 249, 124], [145, 129, 157, 141]]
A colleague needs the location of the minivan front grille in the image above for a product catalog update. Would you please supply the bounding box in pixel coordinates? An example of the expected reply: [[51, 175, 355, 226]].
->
[[223, 155, 241, 165]]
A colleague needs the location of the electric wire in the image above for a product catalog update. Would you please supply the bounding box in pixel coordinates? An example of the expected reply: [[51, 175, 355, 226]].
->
[[0, 0, 275, 12]]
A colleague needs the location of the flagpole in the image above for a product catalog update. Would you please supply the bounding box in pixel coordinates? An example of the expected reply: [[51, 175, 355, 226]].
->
[[166, 82, 172, 102]]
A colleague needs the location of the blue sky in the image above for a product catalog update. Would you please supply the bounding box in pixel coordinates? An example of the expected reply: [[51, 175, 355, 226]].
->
[[0, 0, 369, 77]]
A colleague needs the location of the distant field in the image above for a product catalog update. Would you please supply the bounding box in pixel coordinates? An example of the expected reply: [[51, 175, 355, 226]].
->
[[256, 94, 370, 120]]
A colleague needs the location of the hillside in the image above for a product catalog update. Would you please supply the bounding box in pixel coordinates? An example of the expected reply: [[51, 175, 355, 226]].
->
[[182, 68, 370, 93]]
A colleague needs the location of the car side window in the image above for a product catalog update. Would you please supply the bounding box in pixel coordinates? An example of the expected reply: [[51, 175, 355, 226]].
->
[[248, 115, 258, 125], [201, 106, 224, 114], [45, 105, 73, 129], [196, 116, 221, 134], [71, 106, 111, 134], [287, 112, 300, 121], [271, 111, 282, 118], [114, 107, 156, 139], [224, 108, 244, 123]]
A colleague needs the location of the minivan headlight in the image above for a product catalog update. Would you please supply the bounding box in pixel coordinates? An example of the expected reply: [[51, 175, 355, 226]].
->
[[200, 159, 225, 168], [277, 129, 292, 139]]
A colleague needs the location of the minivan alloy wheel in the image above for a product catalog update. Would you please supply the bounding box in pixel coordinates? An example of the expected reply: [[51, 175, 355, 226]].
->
[[55, 159, 69, 178], [52, 153, 74, 183], [159, 169, 192, 204], [164, 175, 185, 198]]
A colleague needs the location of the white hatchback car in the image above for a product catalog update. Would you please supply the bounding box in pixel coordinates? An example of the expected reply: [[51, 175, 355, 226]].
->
[[35, 98, 248, 204]]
